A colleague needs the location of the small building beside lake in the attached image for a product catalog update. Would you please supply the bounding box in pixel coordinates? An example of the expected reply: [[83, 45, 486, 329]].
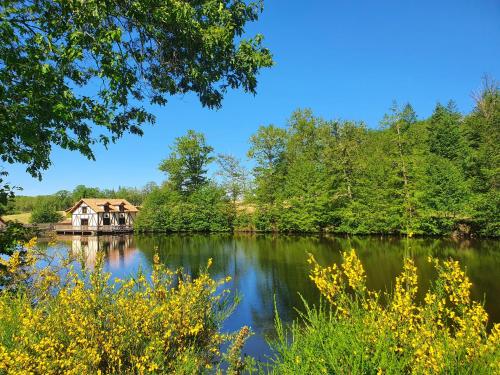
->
[[56, 199, 139, 235]]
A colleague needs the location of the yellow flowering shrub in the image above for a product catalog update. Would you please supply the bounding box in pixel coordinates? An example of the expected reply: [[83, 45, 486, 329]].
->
[[304, 250, 500, 374], [0, 242, 250, 374]]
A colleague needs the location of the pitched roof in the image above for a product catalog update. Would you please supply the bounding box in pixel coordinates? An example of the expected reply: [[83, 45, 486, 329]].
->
[[66, 199, 139, 214], [0, 217, 6, 225]]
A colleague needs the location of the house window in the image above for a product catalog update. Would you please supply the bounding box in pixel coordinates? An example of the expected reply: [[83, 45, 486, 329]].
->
[[81, 218, 89, 226], [81, 206, 87, 214]]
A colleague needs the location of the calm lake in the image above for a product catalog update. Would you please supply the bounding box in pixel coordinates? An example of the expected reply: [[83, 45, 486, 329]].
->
[[42, 234, 499, 362]]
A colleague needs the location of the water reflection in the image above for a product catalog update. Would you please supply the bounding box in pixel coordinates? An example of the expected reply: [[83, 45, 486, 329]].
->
[[48, 234, 500, 361], [56, 235, 147, 278]]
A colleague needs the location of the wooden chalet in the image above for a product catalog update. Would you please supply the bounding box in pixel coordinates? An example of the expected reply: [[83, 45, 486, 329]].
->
[[55, 199, 139, 235]]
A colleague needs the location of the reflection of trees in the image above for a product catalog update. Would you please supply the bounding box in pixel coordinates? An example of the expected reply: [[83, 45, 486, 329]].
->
[[237, 235, 328, 334], [134, 234, 236, 279]]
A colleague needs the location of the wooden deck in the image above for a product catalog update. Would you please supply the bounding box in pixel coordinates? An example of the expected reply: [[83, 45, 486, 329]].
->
[[54, 224, 134, 235]]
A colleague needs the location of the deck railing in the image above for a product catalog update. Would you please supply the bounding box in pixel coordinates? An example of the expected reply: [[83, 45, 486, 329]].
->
[[54, 224, 133, 232]]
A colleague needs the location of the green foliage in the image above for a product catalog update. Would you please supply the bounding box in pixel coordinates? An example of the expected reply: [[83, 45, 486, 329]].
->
[[461, 78, 500, 236], [138, 83, 499, 237], [159, 130, 214, 195], [138, 130, 234, 232], [0, 221, 35, 256], [427, 102, 463, 160], [0, 247, 251, 373], [232, 210, 256, 232], [29, 202, 63, 224], [135, 183, 232, 233], [246, 85, 499, 236], [0, 0, 272, 195], [266, 300, 499, 374], [216, 153, 249, 205], [15, 81, 496, 237], [0, 222, 36, 288], [265, 252, 500, 374], [0, 171, 18, 214], [248, 124, 288, 207]]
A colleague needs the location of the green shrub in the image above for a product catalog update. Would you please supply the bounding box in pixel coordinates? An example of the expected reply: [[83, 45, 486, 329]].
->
[[233, 210, 256, 232], [266, 250, 500, 374], [135, 184, 233, 232], [30, 202, 63, 224], [0, 245, 251, 374]]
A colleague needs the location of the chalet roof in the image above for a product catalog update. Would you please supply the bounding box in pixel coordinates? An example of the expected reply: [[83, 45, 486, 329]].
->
[[66, 199, 139, 214]]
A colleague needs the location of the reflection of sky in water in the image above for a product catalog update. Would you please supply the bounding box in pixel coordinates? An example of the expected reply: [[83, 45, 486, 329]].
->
[[42, 234, 500, 363]]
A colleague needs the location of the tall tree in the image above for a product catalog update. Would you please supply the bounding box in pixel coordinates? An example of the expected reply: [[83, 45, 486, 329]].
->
[[71, 185, 102, 201], [323, 120, 370, 232], [427, 102, 463, 161], [159, 130, 214, 195], [417, 101, 469, 232], [247, 124, 287, 230], [326, 120, 368, 201], [381, 103, 419, 233], [248, 124, 287, 204], [0, 0, 272, 189], [216, 154, 248, 206], [278, 110, 332, 231], [422, 156, 468, 218], [462, 78, 500, 235]]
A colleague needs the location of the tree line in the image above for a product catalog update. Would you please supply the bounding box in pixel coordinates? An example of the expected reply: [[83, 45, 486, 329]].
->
[[5, 82, 497, 236], [137, 81, 499, 237], [1, 184, 157, 215]]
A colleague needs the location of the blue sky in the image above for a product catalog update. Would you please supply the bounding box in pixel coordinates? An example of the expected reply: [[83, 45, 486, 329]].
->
[[8, 0, 500, 195]]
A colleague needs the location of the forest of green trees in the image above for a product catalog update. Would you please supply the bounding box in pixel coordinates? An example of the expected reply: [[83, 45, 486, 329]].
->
[[136, 84, 499, 237], [5, 84, 498, 237]]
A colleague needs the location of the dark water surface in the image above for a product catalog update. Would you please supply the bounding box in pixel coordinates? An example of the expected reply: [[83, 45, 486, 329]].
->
[[43, 234, 500, 362]]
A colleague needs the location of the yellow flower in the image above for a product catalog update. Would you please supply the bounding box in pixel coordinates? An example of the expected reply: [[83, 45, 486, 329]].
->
[[307, 249, 498, 374], [342, 249, 366, 292], [0, 251, 238, 374]]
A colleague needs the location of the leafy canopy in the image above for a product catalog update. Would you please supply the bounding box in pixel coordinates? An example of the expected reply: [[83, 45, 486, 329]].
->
[[0, 0, 273, 180], [159, 130, 214, 194], [216, 153, 248, 204]]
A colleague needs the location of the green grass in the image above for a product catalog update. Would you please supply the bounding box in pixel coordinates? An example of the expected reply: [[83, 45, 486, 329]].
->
[[262, 300, 498, 375], [263, 302, 403, 374]]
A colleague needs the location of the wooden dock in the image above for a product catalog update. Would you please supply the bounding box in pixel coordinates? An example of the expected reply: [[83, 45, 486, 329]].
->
[[54, 224, 134, 235]]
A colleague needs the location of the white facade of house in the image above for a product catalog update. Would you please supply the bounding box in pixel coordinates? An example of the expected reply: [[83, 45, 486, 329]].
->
[[62, 199, 139, 233], [71, 202, 136, 228]]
